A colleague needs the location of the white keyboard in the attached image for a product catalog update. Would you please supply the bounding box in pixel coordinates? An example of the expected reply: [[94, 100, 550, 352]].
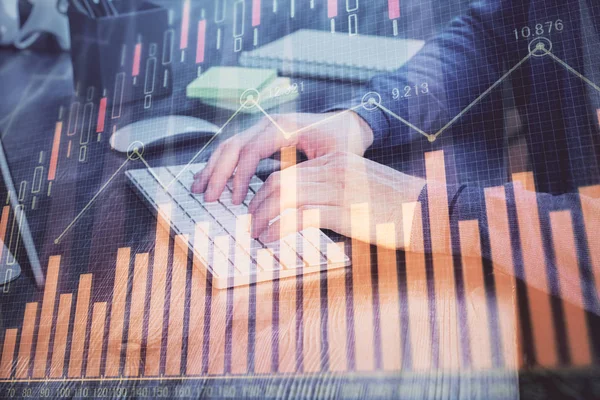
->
[[126, 163, 351, 288]]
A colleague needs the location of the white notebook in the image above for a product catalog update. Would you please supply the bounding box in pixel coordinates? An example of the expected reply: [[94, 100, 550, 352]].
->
[[239, 29, 424, 83]]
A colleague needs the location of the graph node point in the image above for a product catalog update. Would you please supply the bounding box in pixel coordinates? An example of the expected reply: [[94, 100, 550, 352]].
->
[[127, 141, 145, 160], [240, 88, 260, 109], [427, 135, 436, 143], [529, 37, 552, 57], [362, 92, 381, 111]]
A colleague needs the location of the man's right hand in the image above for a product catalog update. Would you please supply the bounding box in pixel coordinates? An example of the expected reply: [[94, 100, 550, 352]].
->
[[191, 111, 374, 204]]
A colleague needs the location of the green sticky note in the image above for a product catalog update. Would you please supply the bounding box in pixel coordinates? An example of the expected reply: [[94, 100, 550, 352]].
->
[[186, 67, 278, 100], [202, 77, 299, 113]]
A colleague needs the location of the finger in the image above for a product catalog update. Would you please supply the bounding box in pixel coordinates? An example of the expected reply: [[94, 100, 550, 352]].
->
[[191, 143, 225, 193], [259, 205, 341, 243], [193, 117, 273, 196], [232, 150, 262, 204], [248, 170, 281, 214], [250, 182, 335, 238], [250, 193, 281, 238], [248, 165, 331, 214], [231, 126, 289, 204], [204, 139, 243, 201]]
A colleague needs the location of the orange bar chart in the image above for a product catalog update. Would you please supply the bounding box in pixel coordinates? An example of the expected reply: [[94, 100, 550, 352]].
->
[[33, 256, 60, 378], [277, 271, 297, 374], [230, 285, 250, 375], [579, 185, 600, 301], [350, 202, 375, 372], [402, 202, 431, 371], [15, 302, 38, 378], [186, 264, 206, 375], [234, 214, 252, 286], [512, 172, 557, 367], [146, 204, 171, 376], [165, 235, 188, 376], [186, 224, 209, 375], [0, 329, 17, 378], [327, 242, 348, 372], [231, 216, 250, 374], [301, 276, 321, 374], [105, 247, 131, 377], [302, 209, 322, 373], [68, 274, 92, 377], [208, 236, 228, 375], [375, 223, 402, 371], [231, 225, 250, 375], [549, 211, 591, 366], [32, 255, 61, 377], [49, 293, 73, 377], [483, 186, 518, 369], [86, 302, 107, 377], [254, 250, 274, 374], [186, 223, 209, 375], [125, 254, 149, 377], [278, 146, 298, 374], [458, 220, 492, 370], [3, 144, 600, 385], [425, 150, 459, 370]]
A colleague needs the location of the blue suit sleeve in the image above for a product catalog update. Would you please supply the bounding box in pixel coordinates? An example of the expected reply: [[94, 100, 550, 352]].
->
[[337, 0, 531, 149]]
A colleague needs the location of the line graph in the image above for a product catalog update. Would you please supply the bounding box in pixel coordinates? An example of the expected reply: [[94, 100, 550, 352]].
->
[[54, 39, 600, 243]]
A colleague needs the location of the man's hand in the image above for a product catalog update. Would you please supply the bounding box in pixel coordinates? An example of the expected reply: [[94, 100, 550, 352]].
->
[[249, 151, 426, 249], [191, 111, 374, 204]]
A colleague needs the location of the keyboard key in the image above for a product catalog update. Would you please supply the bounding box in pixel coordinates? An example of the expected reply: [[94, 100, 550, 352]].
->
[[267, 236, 307, 270], [327, 242, 347, 266], [256, 248, 278, 271], [234, 214, 254, 275], [300, 228, 323, 267], [212, 235, 235, 277], [192, 222, 211, 267]]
